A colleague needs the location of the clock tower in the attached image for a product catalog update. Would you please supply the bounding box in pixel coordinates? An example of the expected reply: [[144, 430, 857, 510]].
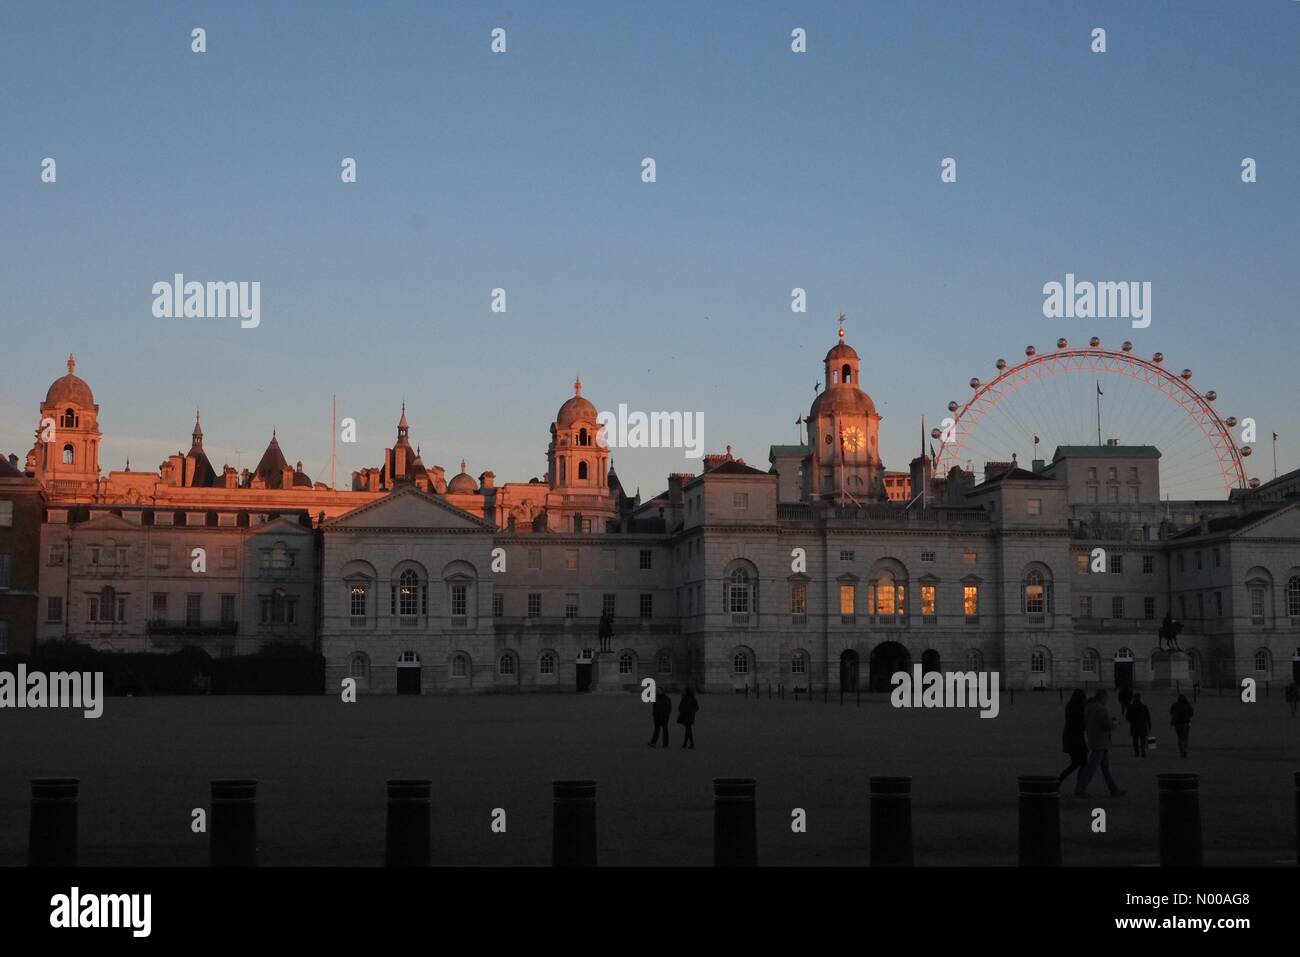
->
[[807, 321, 886, 502]]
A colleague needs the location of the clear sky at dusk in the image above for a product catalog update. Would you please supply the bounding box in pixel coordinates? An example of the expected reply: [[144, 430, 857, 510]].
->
[[2, 1, 1297, 500]]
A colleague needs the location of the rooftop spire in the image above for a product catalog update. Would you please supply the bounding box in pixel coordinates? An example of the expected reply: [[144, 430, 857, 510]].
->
[[574, 376, 582, 396], [398, 401, 409, 431], [67, 354, 76, 375], [837, 313, 846, 341], [460, 458, 467, 473], [192, 409, 204, 444]]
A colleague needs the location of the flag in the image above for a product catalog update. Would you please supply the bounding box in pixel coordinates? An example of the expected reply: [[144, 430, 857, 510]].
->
[[1274, 432, 1279, 441], [796, 416, 803, 425], [1033, 435, 1040, 445], [1097, 382, 1103, 396]]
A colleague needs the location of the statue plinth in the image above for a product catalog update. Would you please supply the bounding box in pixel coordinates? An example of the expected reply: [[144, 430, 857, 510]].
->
[[592, 650, 629, 694], [1150, 650, 1190, 689]]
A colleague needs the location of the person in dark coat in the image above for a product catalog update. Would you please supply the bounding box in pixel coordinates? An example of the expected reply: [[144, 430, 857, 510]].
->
[[1058, 689, 1089, 785], [1076, 689, 1125, 798], [1170, 694, 1194, 758], [649, 689, 672, 748], [1116, 684, 1133, 720], [1127, 692, 1152, 757], [1286, 682, 1299, 719], [677, 687, 700, 749], [598, 612, 614, 653]]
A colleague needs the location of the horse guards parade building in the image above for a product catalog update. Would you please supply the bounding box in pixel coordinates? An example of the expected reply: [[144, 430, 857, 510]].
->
[[3, 331, 1298, 695]]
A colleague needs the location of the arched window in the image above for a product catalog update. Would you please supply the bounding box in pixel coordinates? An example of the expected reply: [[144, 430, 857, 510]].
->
[[452, 654, 469, 678], [397, 569, 421, 616], [1254, 649, 1271, 673], [1116, 647, 1133, 659], [727, 568, 751, 615], [62, 444, 74, 465], [578, 428, 589, 447], [559, 459, 566, 483], [791, 652, 807, 674], [619, 652, 633, 676], [578, 461, 588, 480], [397, 650, 419, 664], [841, 363, 852, 384], [499, 653, 515, 676], [1022, 568, 1053, 620], [871, 570, 906, 623], [349, 654, 368, 680], [539, 652, 556, 675], [63, 408, 77, 428], [733, 651, 749, 674], [1288, 576, 1300, 617], [1030, 649, 1046, 673], [1082, 649, 1099, 674], [657, 652, 672, 674]]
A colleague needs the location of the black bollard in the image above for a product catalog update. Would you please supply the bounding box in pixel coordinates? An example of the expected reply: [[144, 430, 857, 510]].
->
[[745, 683, 749, 699], [1009, 686, 1014, 705], [1058, 687, 1063, 703], [552, 780, 597, 866], [857, 687, 860, 707], [713, 778, 757, 866], [1017, 776, 1062, 866], [767, 680, 771, 699], [869, 776, 913, 866], [1294, 772, 1300, 866], [210, 779, 258, 867], [28, 778, 79, 867], [1158, 773, 1203, 867], [385, 779, 432, 866]]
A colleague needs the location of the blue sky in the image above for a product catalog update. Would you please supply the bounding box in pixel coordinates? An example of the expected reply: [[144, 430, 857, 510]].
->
[[2, 1, 1296, 499]]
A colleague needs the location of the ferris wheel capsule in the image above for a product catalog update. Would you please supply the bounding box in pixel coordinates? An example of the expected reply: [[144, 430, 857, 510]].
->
[[930, 427, 942, 440], [1025, 345, 1036, 357], [1225, 416, 1238, 428], [1089, 336, 1100, 347], [995, 358, 1006, 371], [1152, 352, 1164, 363], [1181, 369, 1192, 380], [1204, 390, 1217, 401], [969, 377, 981, 389], [1249, 478, 1261, 489], [1056, 338, 1068, 349], [947, 401, 959, 412], [1241, 446, 1253, 457], [1121, 341, 1133, 352]]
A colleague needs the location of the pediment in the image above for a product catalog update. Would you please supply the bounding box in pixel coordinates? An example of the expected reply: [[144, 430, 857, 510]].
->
[[328, 485, 494, 531], [1233, 504, 1300, 540]]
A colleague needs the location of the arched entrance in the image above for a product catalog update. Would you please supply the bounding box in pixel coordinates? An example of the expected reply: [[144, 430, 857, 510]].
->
[[869, 641, 912, 692], [921, 649, 940, 674], [1113, 648, 1134, 691], [839, 650, 860, 692]]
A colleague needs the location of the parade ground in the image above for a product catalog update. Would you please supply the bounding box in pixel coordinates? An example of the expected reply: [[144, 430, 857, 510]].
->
[[2, 688, 1296, 866]]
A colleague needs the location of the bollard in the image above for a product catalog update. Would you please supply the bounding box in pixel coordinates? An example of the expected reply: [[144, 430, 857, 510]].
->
[[28, 778, 79, 867], [385, 779, 432, 866], [857, 687, 861, 707], [210, 779, 258, 867], [713, 778, 757, 866], [1158, 773, 1202, 867], [767, 680, 771, 699], [1294, 772, 1299, 866], [1017, 776, 1062, 866], [1058, 687, 1063, 704], [869, 776, 913, 866], [552, 780, 597, 867]]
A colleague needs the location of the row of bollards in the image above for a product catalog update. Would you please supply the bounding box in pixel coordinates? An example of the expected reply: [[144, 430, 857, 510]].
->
[[24, 771, 1288, 866]]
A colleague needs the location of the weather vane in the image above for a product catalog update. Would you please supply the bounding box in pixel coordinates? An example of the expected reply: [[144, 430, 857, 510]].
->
[[837, 313, 846, 339]]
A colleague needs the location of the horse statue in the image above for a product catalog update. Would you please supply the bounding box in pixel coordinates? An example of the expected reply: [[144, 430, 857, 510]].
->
[[1158, 613, 1183, 652]]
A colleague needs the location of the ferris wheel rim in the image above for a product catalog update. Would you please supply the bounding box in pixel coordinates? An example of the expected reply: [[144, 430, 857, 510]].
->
[[933, 345, 1248, 497]]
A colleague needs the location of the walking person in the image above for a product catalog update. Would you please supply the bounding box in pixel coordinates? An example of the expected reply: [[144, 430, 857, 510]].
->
[[1075, 689, 1126, 798], [1285, 681, 1299, 719], [1127, 692, 1152, 757], [1117, 684, 1133, 721], [648, 688, 672, 748], [1171, 694, 1194, 758], [677, 687, 700, 749], [1058, 689, 1089, 786]]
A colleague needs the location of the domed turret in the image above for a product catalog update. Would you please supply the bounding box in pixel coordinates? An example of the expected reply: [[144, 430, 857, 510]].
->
[[804, 317, 887, 503], [45, 354, 96, 408], [448, 459, 477, 493], [556, 377, 597, 428], [30, 354, 102, 486]]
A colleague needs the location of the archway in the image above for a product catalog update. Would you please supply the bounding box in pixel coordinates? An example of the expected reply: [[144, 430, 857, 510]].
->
[[921, 649, 940, 674], [839, 650, 859, 692], [869, 641, 912, 692], [396, 650, 421, 695]]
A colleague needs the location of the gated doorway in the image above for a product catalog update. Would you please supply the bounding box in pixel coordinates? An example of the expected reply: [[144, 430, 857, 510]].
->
[[576, 648, 593, 692], [396, 651, 421, 695], [1113, 648, 1134, 691]]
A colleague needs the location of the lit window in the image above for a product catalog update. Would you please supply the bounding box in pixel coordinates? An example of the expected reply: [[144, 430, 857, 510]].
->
[[790, 582, 807, 617], [921, 584, 936, 623], [350, 584, 367, 618], [839, 584, 855, 618], [962, 552, 977, 564], [397, 570, 420, 616], [963, 585, 979, 622]]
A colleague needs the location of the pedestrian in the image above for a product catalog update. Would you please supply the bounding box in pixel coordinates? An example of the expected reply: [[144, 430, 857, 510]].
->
[[677, 687, 700, 749], [1170, 694, 1194, 758], [648, 688, 672, 748], [1058, 689, 1089, 786], [1117, 684, 1133, 720], [1076, 689, 1126, 798], [1127, 692, 1152, 757], [1285, 682, 1299, 719]]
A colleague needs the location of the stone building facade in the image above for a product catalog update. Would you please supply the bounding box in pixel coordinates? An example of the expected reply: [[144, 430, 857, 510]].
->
[[8, 334, 1300, 692]]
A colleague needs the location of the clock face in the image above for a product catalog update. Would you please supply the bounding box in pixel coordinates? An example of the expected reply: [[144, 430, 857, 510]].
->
[[843, 426, 864, 452]]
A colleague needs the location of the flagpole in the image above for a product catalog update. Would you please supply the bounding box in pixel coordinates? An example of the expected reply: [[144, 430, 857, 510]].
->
[[331, 394, 337, 491], [1273, 432, 1279, 479], [1096, 381, 1102, 446]]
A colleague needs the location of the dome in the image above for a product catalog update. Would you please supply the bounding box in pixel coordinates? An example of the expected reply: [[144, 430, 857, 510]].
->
[[447, 459, 477, 493], [825, 341, 859, 362], [292, 461, 313, 488], [556, 377, 597, 428], [810, 386, 876, 419], [45, 355, 95, 408]]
